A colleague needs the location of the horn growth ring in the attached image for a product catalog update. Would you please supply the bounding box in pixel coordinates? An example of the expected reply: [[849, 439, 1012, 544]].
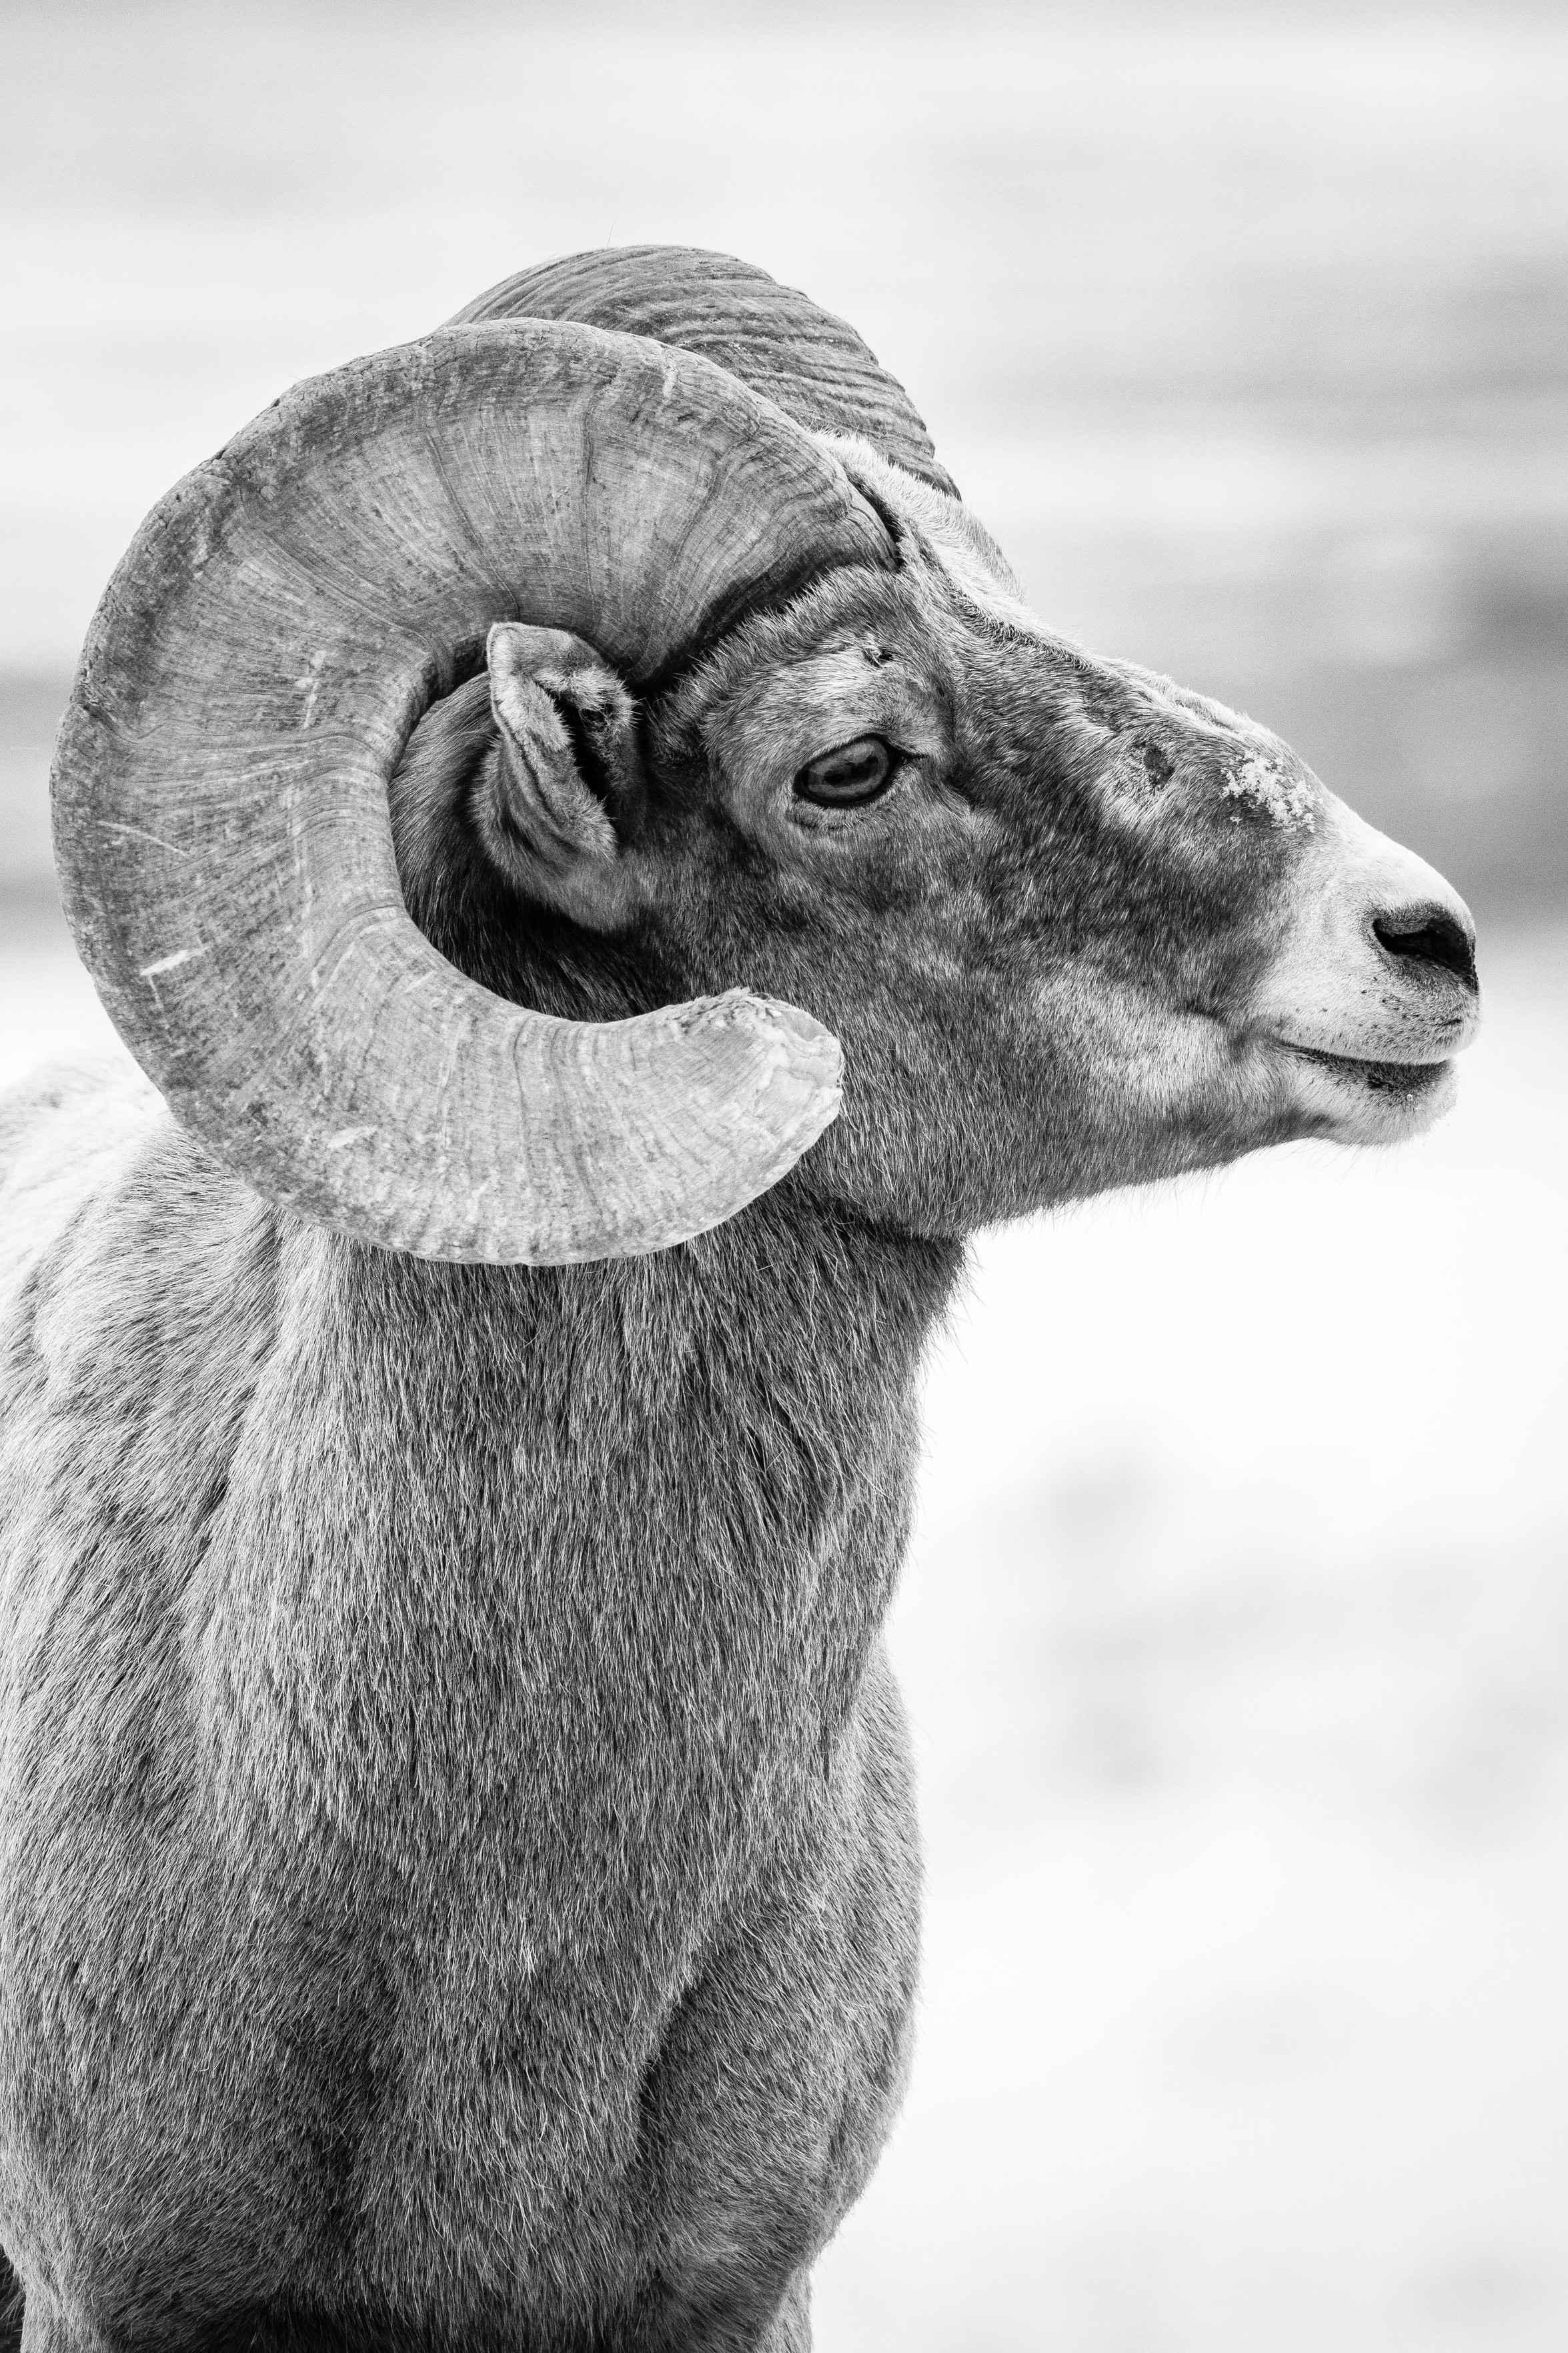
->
[[51, 322, 874, 1261]]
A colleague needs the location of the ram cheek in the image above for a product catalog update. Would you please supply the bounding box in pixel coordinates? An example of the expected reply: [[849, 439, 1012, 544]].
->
[[1010, 963, 1239, 1198]]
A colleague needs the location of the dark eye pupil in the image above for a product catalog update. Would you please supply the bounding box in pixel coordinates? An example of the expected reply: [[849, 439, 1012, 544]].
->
[[796, 737, 892, 804]]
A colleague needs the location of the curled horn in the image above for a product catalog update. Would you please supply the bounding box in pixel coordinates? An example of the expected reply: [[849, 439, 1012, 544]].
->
[[451, 246, 959, 498], [51, 320, 892, 1263]]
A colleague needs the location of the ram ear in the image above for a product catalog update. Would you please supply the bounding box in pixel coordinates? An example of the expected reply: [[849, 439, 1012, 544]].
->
[[480, 620, 645, 924]]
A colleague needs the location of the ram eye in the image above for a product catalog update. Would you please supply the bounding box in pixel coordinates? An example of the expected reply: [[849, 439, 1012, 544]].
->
[[793, 736, 895, 807]]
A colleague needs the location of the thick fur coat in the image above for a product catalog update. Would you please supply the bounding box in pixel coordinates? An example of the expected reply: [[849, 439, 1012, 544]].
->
[[0, 1052, 955, 2348]]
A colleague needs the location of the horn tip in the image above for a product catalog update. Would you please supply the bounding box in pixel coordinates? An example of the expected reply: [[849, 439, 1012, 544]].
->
[[712, 987, 842, 1157]]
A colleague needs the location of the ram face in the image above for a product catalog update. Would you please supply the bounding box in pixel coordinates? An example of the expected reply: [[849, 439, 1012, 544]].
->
[[53, 250, 1479, 1266]]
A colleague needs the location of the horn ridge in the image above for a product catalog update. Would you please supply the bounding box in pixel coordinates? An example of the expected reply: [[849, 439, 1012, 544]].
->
[[452, 245, 958, 500], [51, 319, 864, 1262]]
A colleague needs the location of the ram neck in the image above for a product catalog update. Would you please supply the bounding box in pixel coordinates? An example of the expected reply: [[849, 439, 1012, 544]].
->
[[199, 1183, 963, 1900]]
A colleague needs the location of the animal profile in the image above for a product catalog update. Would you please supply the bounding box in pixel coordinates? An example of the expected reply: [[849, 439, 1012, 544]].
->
[[0, 248, 1478, 2351]]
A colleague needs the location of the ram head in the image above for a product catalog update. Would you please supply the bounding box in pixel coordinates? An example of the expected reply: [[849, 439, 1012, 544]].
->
[[52, 248, 1479, 1260]]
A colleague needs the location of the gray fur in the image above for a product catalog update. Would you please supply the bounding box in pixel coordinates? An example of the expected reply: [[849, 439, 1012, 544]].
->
[[0, 1053, 940, 2353]]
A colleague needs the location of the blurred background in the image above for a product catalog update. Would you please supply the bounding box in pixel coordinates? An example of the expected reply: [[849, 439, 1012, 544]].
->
[[2, 1, 1564, 2345]]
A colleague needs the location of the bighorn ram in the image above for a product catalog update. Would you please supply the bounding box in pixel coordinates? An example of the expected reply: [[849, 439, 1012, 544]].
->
[[0, 249, 1478, 2350]]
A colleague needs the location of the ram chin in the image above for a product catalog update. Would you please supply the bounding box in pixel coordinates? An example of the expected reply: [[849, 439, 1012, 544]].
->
[[1270, 1038, 1459, 1143]]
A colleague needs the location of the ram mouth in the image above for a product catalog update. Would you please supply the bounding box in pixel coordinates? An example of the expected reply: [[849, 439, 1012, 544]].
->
[[1282, 1042, 1451, 1099]]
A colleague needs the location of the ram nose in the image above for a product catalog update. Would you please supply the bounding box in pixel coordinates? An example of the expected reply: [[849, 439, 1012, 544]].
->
[[1249, 797, 1480, 1141], [1371, 899, 1477, 994]]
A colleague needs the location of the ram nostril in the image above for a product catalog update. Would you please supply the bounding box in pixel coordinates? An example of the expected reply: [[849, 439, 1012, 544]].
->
[[1372, 905, 1477, 989]]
